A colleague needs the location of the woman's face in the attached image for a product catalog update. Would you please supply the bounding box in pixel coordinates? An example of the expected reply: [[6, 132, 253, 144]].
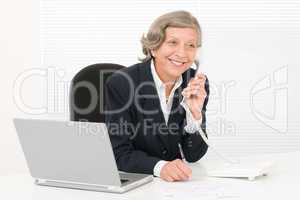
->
[[152, 27, 198, 82]]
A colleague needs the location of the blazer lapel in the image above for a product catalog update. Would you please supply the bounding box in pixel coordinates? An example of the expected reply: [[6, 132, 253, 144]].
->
[[167, 87, 185, 127], [136, 61, 195, 151], [137, 60, 171, 150], [167, 69, 193, 144]]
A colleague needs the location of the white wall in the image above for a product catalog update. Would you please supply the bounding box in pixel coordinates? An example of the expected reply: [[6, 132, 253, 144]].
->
[[0, 0, 40, 175], [1, 0, 300, 176], [196, 1, 300, 155]]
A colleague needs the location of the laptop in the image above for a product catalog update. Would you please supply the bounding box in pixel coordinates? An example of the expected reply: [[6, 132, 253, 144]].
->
[[13, 118, 153, 193]]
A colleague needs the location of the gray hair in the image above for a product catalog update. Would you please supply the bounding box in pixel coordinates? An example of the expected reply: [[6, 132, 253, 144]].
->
[[140, 10, 201, 65]]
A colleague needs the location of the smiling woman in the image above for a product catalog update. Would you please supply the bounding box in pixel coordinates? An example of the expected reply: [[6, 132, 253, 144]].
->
[[105, 10, 209, 182], [150, 27, 198, 83]]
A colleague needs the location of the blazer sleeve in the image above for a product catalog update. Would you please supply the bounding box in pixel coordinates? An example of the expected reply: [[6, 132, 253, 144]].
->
[[105, 75, 160, 174], [181, 77, 209, 162]]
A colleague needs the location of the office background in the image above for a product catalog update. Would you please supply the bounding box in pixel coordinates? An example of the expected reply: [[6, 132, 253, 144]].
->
[[1, 0, 299, 176]]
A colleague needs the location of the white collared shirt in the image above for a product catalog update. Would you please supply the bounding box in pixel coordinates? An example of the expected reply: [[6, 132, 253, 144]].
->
[[150, 60, 203, 177], [150, 60, 183, 124]]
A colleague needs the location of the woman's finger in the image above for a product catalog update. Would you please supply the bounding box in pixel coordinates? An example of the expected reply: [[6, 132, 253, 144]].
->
[[183, 88, 205, 98], [165, 175, 174, 182], [196, 73, 206, 81], [174, 160, 192, 178], [168, 169, 181, 181], [188, 77, 205, 88]]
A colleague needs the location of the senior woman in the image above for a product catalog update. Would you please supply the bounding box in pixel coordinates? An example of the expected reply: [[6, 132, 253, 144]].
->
[[105, 10, 209, 182]]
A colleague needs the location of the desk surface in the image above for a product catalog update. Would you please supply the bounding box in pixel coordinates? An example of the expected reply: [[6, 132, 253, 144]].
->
[[1, 151, 299, 200]]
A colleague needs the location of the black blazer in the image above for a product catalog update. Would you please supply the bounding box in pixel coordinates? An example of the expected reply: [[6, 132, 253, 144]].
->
[[105, 60, 209, 174]]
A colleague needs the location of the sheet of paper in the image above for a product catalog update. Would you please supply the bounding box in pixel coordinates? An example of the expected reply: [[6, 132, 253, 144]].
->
[[152, 179, 239, 200]]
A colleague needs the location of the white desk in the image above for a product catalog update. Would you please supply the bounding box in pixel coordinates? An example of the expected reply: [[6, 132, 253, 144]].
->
[[1, 151, 299, 200]]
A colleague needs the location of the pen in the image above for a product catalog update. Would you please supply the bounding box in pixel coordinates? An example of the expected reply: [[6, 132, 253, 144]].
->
[[178, 143, 186, 162]]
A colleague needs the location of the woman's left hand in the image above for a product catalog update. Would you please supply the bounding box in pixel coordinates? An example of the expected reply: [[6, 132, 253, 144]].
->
[[181, 74, 207, 120]]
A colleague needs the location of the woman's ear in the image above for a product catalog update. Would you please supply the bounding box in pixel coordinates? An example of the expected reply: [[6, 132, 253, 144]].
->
[[151, 50, 156, 58]]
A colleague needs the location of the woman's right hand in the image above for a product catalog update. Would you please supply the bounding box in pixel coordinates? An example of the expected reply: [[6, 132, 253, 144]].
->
[[160, 159, 192, 182]]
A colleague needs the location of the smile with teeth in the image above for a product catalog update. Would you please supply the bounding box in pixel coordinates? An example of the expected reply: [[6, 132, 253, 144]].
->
[[168, 58, 186, 66]]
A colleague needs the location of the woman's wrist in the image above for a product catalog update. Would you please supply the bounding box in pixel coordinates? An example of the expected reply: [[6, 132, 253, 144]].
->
[[191, 110, 202, 120]]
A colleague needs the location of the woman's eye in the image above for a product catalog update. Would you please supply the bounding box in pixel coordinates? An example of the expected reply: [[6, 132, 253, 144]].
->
[[168, 40, 177, 45], [188, 44, 196, 48]]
